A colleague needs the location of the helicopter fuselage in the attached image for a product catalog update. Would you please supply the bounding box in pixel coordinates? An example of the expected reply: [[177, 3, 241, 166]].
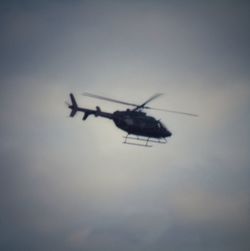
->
[[112, 110, 171, 138]]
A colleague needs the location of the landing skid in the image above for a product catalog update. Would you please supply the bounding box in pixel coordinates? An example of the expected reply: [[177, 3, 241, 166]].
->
[[123, 135, 167, 147]]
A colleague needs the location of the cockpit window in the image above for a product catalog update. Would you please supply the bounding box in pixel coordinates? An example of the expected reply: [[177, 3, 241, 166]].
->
[[158, 121, 167, 129]]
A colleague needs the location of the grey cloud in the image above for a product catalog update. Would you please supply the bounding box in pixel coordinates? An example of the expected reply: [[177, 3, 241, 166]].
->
[[0, 1, 250, 251]]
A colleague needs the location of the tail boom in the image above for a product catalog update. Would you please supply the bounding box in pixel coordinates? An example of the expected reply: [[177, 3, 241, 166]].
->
[[68, 93, 113, 120]]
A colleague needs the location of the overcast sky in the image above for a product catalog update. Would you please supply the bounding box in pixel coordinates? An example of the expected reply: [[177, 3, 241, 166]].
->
[[0, 1, 249, 250]]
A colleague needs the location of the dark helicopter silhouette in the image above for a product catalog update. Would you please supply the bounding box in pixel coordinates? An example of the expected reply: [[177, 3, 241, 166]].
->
[[67, 92, 197, 147]]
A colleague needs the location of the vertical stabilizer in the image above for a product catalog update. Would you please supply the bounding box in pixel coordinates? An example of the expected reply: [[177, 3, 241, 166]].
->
[[69, 93, 78, 117]]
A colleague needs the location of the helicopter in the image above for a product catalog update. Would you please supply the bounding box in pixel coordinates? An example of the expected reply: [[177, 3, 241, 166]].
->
[[67, 92, 197, 147]]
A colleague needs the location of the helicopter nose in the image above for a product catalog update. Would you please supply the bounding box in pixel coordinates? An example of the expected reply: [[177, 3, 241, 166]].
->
[[166, 130, 172, 137]]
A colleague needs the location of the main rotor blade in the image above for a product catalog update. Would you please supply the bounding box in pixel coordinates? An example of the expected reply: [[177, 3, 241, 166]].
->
[[145, 107, 198, 117], [82, 92, 197, 116], [139, 93, 164, 108], [82, 92, 139, 107]]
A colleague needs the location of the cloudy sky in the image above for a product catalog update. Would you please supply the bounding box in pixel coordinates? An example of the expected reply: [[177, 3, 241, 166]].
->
[[0, 0, 249, 250]]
